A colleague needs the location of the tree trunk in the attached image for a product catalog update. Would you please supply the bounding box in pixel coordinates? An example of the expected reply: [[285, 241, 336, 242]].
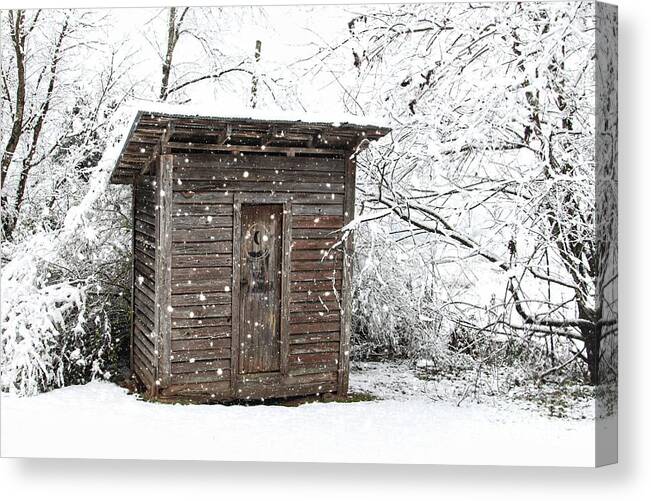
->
[[250, 39, 262, 109], [1, 10, 26, 188], [1, 11, 27, 239], [159, 8, 176, 101], [3, 15, 68, 240], [578, 304, 600, 385], [159, 8, 188, 101]]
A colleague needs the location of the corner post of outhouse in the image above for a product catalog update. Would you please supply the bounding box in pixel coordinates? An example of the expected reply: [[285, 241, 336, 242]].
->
[[155, 153, 174, 391], [129, 175, 137, 377], [338, 151, 357, 396]]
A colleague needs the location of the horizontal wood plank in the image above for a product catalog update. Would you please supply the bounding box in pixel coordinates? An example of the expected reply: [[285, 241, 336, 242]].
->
[[172, 266, 232, 281], [289, 311, 341, 324], [293, 215, 344, 229], [292, 204, 343, 216], [171, 337, 232, 352], [171, 325, 232, 340], [172, 204, 234, 216], [172, 241, 232, 255], [171, 278, 232, 294], [290, 280, 342, 292], [289, 331, 340, 345], [172, 254, 232, 268], [172, 180, 345, 194], [173, 155, 345, 173], [171, 291, 231, 307], [172, 228, 232, 242], [171, 369, 231, 384], [172, 215, 233, 229], [172, 358, 230, 374], [171, 348, 231, 363], [290, 270, 342, 282], [171, 315, 232, 329], [289, 321, 341, 335], [170, 304, 231, 319], [290, 342, 340, 355]]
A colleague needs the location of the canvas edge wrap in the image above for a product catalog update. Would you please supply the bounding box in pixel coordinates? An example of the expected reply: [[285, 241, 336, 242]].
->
[[594, 0, 618, 467]]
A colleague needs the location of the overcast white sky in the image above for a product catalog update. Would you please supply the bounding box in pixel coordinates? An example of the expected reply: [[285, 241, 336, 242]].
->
[[93, 5, 366, 113]]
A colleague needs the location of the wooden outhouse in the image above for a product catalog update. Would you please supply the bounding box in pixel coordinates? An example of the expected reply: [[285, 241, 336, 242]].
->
[[110, 107, 389, 402]]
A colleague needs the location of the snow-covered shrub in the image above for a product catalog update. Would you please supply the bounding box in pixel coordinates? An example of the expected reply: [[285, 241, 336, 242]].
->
[[1, 179, 131, 396], [350, 218, 585, 382], [351, 222, 464, 369], [1, 252, 113, 395], [1, 106, 133, 396], [1, 214, 130, 396]]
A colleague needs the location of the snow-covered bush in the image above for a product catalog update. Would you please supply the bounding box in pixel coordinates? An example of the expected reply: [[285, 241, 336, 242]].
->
[[1, 252, 111, 395], [1, 194, 131, 396], [350, 217, 585, 382], [1, 93, 134, 396], [1, 167, 132, 395], [351, 222, 471, 371]]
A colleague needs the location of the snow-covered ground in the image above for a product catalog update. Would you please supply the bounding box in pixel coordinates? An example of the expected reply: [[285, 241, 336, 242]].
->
[[0, 362, 595, 466]]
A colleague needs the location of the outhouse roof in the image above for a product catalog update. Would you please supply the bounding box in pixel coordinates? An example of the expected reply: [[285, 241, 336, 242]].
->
[[109, 103, 391, 184]]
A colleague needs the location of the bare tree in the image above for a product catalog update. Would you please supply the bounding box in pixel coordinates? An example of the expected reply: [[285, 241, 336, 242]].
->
[[151, 7, 279, 104], [1, 9, 135, 240], [2, 13, 71, 239], [325, 2, 608, 383], [159, 7, 189, 101], [1, 10, 38, 234]]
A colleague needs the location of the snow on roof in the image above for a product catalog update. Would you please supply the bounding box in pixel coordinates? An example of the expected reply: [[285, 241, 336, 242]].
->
[[131, 101, 390, 129]]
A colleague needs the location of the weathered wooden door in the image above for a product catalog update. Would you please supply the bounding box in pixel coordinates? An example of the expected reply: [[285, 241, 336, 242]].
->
[[239, 204, 283, 374]]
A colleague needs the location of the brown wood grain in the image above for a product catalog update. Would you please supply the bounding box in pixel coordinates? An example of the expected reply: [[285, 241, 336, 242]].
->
[[171, 348, 231, 363], [172, 241, 232, 255], [289, 321, 341, 335], [172, 228, 232, 242], [171, 291, 231, 307], [292, 215, 344, 229], [172, 204, 233, 216], [171, 325, 232, 340], [156, 155, 174, 388], [172, 254, 232, 268], [172, 266, 232, 281], [172, 316, 231, 329], [172, 358, 231, 374], [172, 180, 345, 194], [338, 154, 356, 395], [172, 337, 232, 352], [126, 141, 364, 400], [238, 203, 283, 374], [173, 154, 346, 173]]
